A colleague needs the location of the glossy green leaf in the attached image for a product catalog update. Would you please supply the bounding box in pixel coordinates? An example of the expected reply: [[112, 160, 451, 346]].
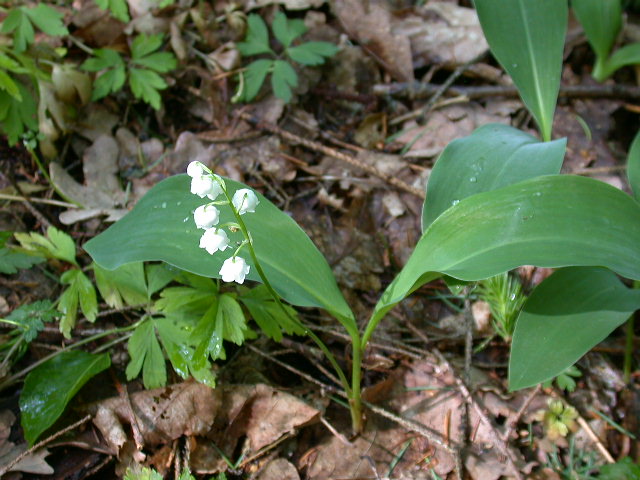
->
[[572, 0, 621, 59], [84, 175, 355, 332], [602, 43, 640, 80], [20, 350, 110, 445], [475, 0, 567, 141], [628, 129, 640, 200], [422, 124, 566, 229], [369, 175, 640, 340], [509, 267, 640, 390]]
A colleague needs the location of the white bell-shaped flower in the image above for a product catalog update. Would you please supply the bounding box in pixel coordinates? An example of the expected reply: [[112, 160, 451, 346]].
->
[[187, 161, 205, 177], [199, 228, 230, 254], [219, 256, 250, 284], [193, 204, 220, 229], [191, 175, 223, 199], [232, 188, 259, 215]]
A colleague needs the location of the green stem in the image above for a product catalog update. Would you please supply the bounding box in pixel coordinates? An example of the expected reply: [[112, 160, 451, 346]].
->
[[219, 185, 353, 398], [624, 314, 635, 384], [27, 147, 80, 207], [0, 322, 140, 391]]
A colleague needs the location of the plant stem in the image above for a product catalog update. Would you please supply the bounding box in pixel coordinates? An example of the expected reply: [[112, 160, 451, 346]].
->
[[219, 186, 354, 399], [624, 314, 635, 384]]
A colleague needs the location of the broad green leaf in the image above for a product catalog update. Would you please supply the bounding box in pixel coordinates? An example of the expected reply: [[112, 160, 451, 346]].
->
[[475, 0, 567, 141], [271, 59, 297, 102], [95, 0, 131, 23], [601, 42, 640, 80], [272, 11, 307, 48], [287, 42, 338, 66], [5, 300, 57, 342], [1, 9, 34, 52], [84, 175, 355, 334], [241, 59, 273, 102], [20, 350, 110, 444], [422, 124, 566, 229], [14, 226, 77, 265], [240, 285, 304, 341], [598, 457, 640, 480], [58, 269, 98, 337], [128, 67, 166, 109], [572, 0, 621, 60], [93, 262, 148, 308], [237, 14, 273, 56], [131, 33, 164, 59], [369, 175, 640, 340], [125, 319, 167, 388], [0, 247, 44, 274], [509, 267, 640, 390], [628, 129, 640, 200], [132, 51, 177, 73]]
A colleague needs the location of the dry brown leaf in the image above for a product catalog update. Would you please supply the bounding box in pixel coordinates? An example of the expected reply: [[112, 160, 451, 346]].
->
[[243, 0, 327, 11], [0, 410, 54, 475], [256, 458, 300, 480], [332, 0, 413, 82], [394, 2, 488, 69]]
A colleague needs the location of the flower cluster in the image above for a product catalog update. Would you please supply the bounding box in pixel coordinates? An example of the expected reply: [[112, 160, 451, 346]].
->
[[187, 161, 259, 284]]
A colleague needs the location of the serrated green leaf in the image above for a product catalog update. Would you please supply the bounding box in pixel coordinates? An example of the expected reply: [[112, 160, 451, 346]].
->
[[15, 226, 77, 265], [81, 49, 125, 72], [237, 14, 273, 56], [1, 9, 34, 52], [146, 263, 177, 297], [0, 247, 44, 274], [128, 67, 166, 109], [509, 267, 640, 390], [191, 300, 223, 368], [93, 262, 148, 308], [628, 129, 640, 200], [271, 59, 297, 102], [58, 269, 97, 337], [92, 66, 126, 100], [177, 470, 197, 480], [125, 319, 167, 388], [0, 70, 21, 100], [132, 51, 177, 73], [153, 282, 216, 317], [216, 294, 247, 345], [272, 11, 307, 49], [95, 0, 130, 23], [155, 316, 190, 378], [0, 83, 38, 144], [131, 33, 164, 59], [241, 58, 272, 102], [240, 285, 304, 341], [6, 300, 56, 342], [20, 350, 110, 445], [287, 41, 338, 66], [24, 4, 68, 37]]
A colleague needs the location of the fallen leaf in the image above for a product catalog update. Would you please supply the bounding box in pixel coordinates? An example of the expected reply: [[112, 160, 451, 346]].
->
[[256, 458, 300, 480], [332, 0, 413, 82], [243, 0, 327, 11], [0, 410, 54, 475]]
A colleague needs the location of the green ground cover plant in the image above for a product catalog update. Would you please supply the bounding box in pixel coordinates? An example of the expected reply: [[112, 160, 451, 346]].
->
[[82, 0, 640, 435]]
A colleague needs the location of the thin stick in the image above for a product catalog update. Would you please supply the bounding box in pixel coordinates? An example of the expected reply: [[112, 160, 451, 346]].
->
[[577, 416, 615, 463], [237, 112, 425, 199], [0, 192, 79, 209], [0, 414, 92, 476], [502, 384, 542, 442]]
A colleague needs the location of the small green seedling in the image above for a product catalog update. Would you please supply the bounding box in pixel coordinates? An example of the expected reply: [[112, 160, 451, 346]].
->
[[536, 399, 579, 440], [81, 33, 177, 110], [0, 4, 68, 52], [542, 365, 582, 392], [235, 11, 338, 103], [476, 272, 526, 341], [573, 0, 640, 81]]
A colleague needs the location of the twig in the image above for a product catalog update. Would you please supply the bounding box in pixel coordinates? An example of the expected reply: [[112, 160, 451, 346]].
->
[[375, 82, 640, 101], [237, 112, 425, 199], [320, 416, 353, 447], [577, 416, 615, 464], [0, 414, 92, 477], [0, 192, 78, 209], [502, 384, 542, 442]]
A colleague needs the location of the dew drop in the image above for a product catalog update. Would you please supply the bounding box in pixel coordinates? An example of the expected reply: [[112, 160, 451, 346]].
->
[[510, 293, 516, 301], [469, 176, 477, 183], [161, 202, 167, 208], [512, 63, 518, 68], [183, 216, 189, 222], [451, 199, 460, 206], [534, 192, 542, 197]]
